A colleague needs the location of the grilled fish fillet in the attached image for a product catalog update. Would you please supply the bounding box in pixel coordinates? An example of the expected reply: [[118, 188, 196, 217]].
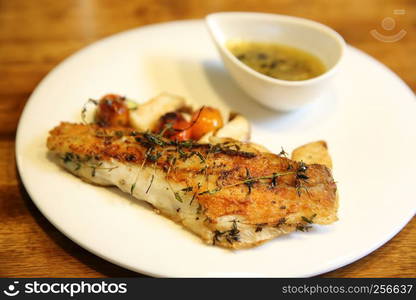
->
[[47, 122, 338, 249]]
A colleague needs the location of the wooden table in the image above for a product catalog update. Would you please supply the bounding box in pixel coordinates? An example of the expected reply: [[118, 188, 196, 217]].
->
[[1, 0, 414, 278]]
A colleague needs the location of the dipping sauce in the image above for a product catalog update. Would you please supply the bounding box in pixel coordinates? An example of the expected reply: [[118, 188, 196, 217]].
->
[[227, 40, 326, 81]]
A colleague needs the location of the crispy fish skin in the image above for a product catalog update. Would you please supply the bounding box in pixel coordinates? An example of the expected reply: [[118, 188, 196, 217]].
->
[[47, 122, 338, 249]]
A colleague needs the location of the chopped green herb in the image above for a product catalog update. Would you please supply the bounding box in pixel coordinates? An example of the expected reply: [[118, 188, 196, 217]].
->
[[301, 214, 317, 224], [278, 147, 288, 157], [195, 152, 205, 163], [213, 230, 223, 245], [146, 175, 155, 194], [196, 204, 202, 214], [178, 148, 188, 160], [296, 224, 312, 232], [275, 218, 286, 227], [147, 151, 161, 162], [181, 186, 193, 192], [177, 140, 194, 148], [244, 168, 254, 194], [63, 152, 74, 163], [270, 172, 278, 188], [189, 192, 197, 206], [255, 223, 267, 232], [198, 187, 221, 195], [295, 161, 310, 197], [174, 192, 183, 203], [297, 174, 309, 180], [130, 183, 136, 195], [143, 132, 167, 147]]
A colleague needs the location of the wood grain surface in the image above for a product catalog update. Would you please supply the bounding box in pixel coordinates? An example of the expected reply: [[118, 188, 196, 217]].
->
[[0, 0, 415, 278]]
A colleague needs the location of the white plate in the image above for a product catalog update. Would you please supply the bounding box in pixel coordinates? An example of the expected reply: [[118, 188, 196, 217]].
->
[[16, 20, 416, 277]]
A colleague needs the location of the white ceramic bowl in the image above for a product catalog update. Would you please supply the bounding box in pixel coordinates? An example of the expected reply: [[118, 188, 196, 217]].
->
[[206, 12, 346, 111]]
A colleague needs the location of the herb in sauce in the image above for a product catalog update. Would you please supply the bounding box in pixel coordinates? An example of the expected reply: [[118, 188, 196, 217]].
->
[[227, 40, 326, 81]]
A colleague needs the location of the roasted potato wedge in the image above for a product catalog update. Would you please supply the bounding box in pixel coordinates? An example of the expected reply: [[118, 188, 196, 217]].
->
[[129, 92, 186, 131], [215, 113, 251, 142], [291, 140, 333, 169]]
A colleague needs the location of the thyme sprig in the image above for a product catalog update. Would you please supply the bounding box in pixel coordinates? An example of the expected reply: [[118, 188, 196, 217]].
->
[[198, 171, 295, 195]]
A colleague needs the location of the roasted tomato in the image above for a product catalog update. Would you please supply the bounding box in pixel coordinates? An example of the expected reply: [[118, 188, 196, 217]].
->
[[170, 119, 192, 141], [190, 106, 223, 140], [95, 94, 130, 127], [156, 112, 192, 141]]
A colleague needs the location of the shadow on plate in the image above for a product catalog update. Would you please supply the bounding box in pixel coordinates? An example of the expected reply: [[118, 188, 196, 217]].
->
[[142, 55, 286, 123], [181, 59, 336, 133], [201, 60, 282, 122], [190, 59, 285, 124]]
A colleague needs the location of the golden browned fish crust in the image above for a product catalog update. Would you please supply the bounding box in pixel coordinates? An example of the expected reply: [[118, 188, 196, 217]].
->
[[47, 122, 338, 248]]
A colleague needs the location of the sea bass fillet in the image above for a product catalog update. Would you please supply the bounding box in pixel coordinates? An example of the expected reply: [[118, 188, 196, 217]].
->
[[47, 122, 338, 249]]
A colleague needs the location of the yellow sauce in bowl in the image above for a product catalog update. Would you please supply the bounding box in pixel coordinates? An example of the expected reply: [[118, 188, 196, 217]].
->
[[227, 40, 326, 81]]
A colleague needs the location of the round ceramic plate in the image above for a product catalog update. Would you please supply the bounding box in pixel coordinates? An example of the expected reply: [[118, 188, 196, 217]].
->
[[16, 20, 416, 277]]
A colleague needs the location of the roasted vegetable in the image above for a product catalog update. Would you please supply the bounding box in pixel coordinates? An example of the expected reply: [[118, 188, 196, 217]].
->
[[129, 93, 186, 131], [156, 112, 192, 142], [291, 141, 333, 169], [95, 94, 129, 127], [190, 106, 224, 140]]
